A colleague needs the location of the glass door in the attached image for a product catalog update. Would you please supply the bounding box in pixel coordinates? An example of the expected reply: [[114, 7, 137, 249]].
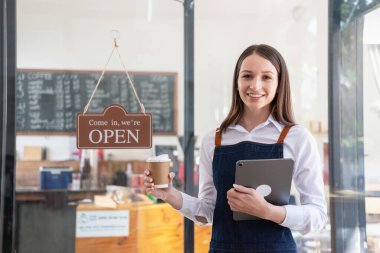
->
[[13, 1, 191, 253], [329, 0, 380, 252]]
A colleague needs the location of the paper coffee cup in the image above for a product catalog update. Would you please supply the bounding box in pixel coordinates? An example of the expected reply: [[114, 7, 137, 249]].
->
[[146, 154, 171, 188]]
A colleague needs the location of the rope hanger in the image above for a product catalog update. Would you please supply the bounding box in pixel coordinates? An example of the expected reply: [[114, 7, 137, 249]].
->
[[83, 31, 146, 115]]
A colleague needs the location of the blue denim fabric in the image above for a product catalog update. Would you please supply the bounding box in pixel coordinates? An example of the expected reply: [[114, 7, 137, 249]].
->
[[209, 141, 297, 253]]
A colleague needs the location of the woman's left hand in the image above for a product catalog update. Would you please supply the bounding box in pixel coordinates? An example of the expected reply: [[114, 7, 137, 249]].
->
[[227, 184, 270, 219]]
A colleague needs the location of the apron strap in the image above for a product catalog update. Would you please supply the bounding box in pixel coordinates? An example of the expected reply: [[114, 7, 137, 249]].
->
[[215, 128, 222, 147], [216, 125, 292, 146], [277, 125, 292, 144]]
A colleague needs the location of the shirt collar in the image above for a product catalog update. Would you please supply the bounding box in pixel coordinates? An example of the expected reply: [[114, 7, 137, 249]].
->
[[228, 114, 283, 133], [267, 114, 283, 132]]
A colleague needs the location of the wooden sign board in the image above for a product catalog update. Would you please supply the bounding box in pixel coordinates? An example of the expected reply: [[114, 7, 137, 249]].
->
[[76, 104, 152, 149]]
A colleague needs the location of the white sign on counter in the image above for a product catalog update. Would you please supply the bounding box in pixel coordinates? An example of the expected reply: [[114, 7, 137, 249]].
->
[[76, 210, 130, 238]]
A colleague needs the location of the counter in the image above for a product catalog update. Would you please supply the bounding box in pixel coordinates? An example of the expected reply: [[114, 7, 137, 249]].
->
[[76, 203, 212, 253]]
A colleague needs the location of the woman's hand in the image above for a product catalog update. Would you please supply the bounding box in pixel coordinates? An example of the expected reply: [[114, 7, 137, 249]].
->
[[227, 184, 286, 223], [144, 170, 175, 201], [227, 184, 270, 219]]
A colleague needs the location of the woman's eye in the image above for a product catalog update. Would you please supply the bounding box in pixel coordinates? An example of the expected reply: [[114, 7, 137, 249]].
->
[[263, 75, 272, 80], [241, 75, 251, 79]]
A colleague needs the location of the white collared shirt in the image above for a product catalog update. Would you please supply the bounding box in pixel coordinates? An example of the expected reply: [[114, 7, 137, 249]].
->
[[178, 115, 328, 235]]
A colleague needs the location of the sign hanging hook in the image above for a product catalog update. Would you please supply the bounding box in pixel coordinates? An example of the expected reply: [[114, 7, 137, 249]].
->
[[112, 30, 120, 48]]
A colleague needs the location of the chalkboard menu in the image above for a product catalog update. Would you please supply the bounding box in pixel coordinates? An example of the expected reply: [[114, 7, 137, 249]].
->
[[16, 69, 177, 134]]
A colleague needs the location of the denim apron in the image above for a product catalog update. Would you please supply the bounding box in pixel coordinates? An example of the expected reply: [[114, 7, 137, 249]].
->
[[209, 126, 297, 253]]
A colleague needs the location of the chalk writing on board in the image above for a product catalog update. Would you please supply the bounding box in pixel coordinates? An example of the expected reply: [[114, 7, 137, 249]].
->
[[16, 70, 177, 134]]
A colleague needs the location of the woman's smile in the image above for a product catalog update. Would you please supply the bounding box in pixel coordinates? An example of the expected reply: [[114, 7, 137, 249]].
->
[[246, 92, 265, 100]]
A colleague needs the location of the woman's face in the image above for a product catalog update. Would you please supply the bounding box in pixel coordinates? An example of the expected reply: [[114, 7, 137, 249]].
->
[[237, 53, 278, 113]]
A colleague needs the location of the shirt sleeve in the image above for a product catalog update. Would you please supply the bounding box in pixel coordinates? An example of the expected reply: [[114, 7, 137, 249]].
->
[[280, 127, 328, 234], [177, 131, 217, 226]]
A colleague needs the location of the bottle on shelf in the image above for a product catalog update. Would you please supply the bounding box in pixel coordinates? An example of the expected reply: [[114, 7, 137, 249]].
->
[[80, 157, 92, 189], [112, 162, 126, 186], [126, 163, 133, 188], [97, 149, 104, 161]]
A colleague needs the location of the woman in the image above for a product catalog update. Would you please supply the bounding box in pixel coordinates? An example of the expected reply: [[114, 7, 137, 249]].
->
[[144, 44, 328, 253]]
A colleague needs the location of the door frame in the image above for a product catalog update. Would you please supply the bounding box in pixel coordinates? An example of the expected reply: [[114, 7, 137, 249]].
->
[[1, 0, 16, 252], [328, 0, 380, 252]]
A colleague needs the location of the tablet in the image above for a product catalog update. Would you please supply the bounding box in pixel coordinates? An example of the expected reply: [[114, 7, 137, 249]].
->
[[233, 158, 294, 221]]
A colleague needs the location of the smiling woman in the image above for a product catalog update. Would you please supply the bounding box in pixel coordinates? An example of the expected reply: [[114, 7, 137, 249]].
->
[[144, 44, 328, 253]]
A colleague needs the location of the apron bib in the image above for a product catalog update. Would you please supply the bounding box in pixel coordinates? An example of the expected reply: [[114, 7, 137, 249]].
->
[[209, 126, 297, 253]]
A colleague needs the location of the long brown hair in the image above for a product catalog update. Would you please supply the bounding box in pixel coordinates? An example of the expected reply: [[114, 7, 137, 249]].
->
[[219, 44, 296, 133]]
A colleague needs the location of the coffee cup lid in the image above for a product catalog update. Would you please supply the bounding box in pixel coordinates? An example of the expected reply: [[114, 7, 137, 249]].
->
[[146, 154, 171, 162]]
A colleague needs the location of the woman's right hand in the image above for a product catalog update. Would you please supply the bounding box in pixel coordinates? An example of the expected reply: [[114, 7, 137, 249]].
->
[[144, 170, 175, 201]]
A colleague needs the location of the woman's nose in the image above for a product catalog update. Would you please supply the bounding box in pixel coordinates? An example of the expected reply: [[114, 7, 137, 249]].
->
[[249, 78, 262, 90]]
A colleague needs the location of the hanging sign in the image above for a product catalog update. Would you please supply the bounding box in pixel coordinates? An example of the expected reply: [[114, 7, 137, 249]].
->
[[76, 104, 152, 149], [76, 33, 153, 149]]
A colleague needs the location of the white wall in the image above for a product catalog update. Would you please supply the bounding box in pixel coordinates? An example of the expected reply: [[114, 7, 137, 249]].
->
[[194, 0, 329, 153], [363, 46, 380, 184], [16, 0, 329, 161], [363, 7, 380, 183]]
